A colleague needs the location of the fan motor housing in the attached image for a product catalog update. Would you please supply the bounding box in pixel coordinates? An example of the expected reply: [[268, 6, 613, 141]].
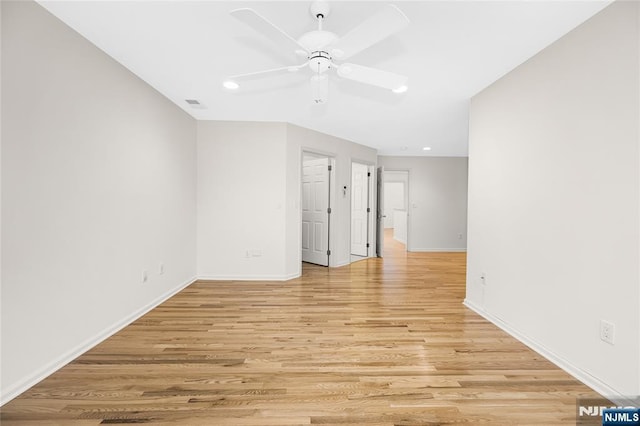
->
[[308, 51, 331, 74], [298, 30, 338, 52]]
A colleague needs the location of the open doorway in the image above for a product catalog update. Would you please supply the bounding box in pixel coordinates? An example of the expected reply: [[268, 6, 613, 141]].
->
[[301, 152, 334, 267], [350, 161, 373, 263], [383, 170, 409, 252]]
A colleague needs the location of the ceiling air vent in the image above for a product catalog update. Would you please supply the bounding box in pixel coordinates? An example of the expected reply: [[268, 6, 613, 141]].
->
[[185, 99, 206, 109]]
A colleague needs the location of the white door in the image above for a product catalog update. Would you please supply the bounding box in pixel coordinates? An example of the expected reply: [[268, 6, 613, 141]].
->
[[351, 162, 369, 256], [302, 157, 330, 266], [376, 166, 384, 257]]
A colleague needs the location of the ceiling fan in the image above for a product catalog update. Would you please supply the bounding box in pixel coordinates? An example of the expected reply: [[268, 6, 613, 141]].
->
[[223, 1, 410, 104]]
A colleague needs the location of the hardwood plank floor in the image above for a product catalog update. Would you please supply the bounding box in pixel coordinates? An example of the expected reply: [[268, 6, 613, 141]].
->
[[1, 230, 601, 425]]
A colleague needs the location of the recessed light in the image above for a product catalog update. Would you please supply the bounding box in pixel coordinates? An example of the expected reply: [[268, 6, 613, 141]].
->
[[423, 147, 432, 151], [392, 85, 408, 94], [223, 80, 239, 90], [400, 146, 408, 151]]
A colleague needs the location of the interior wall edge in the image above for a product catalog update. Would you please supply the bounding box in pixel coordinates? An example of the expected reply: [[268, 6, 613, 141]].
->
[[463, 299, 635, 406], [0, 276, 198, 406]]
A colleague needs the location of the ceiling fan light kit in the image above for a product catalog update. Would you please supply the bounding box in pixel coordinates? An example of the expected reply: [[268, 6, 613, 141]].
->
[[224, 1, 409, 103]]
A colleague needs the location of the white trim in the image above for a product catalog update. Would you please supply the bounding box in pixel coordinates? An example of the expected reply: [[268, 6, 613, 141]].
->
[[198, 272, 300, 281], [333, 260, 351, 268], [410, 248, 467, 252], [1, 276, 197, 405], [463, 299, 634, 406]]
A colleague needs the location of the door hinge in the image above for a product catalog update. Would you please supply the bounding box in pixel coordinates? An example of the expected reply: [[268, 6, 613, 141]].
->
[[327, 250, 331, 256], [327, 207, 332, 214], [366, 243, 370, 248], [367, 172, 371, 177], [366, 207, 370, 213], [328, 165, 332, 171]]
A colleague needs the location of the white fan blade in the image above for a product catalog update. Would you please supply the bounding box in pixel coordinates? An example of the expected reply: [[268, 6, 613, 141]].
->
[[231, 8, 310, 55], [337, 63, 407, 91], [226, 62, 308, 83], [311, 74, 329, 104], [328, 4, 409, 60]]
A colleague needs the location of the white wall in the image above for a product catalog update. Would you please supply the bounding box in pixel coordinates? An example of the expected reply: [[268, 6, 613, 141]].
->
[[466, 1, 639, 400], [197, 121, 291, 280], [0, 1, 4, 399], [384, 170, 410, 197], [286, 124, 378, 268], [378, 156, 468, 251], [197, 122, 377, 278], [1, 0, 197, 403], [384, 182, 405, 228], [393, 210, 408, 244]]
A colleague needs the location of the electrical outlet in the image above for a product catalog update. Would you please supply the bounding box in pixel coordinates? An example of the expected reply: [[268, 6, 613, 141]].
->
[[159, 263, 164, 275], [142, 270, 148, 284], [600, 320, 615, 345]]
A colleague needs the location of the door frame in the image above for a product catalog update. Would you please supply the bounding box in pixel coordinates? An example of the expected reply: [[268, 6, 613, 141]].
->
[[380, 168, 411, 251], [349, 159, 376, 261], [301, 150, 336, 267]]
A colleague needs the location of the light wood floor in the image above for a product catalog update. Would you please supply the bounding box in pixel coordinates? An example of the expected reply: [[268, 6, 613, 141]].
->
[[1, 230, 601, 425]]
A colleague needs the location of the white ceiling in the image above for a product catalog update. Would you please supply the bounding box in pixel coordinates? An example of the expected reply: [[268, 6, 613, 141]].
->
[[38, 1, 610, 157]]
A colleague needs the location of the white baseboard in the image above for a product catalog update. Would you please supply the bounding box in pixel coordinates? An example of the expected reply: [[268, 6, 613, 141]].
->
[[463, 299, 633, 405], [1, 276, 197, 405], [409, 248, 467, 252], [198, 272, 300, 281]]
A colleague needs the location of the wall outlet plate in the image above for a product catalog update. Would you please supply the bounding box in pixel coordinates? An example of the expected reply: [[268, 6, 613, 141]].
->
[[600, 320, 615, 345]]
